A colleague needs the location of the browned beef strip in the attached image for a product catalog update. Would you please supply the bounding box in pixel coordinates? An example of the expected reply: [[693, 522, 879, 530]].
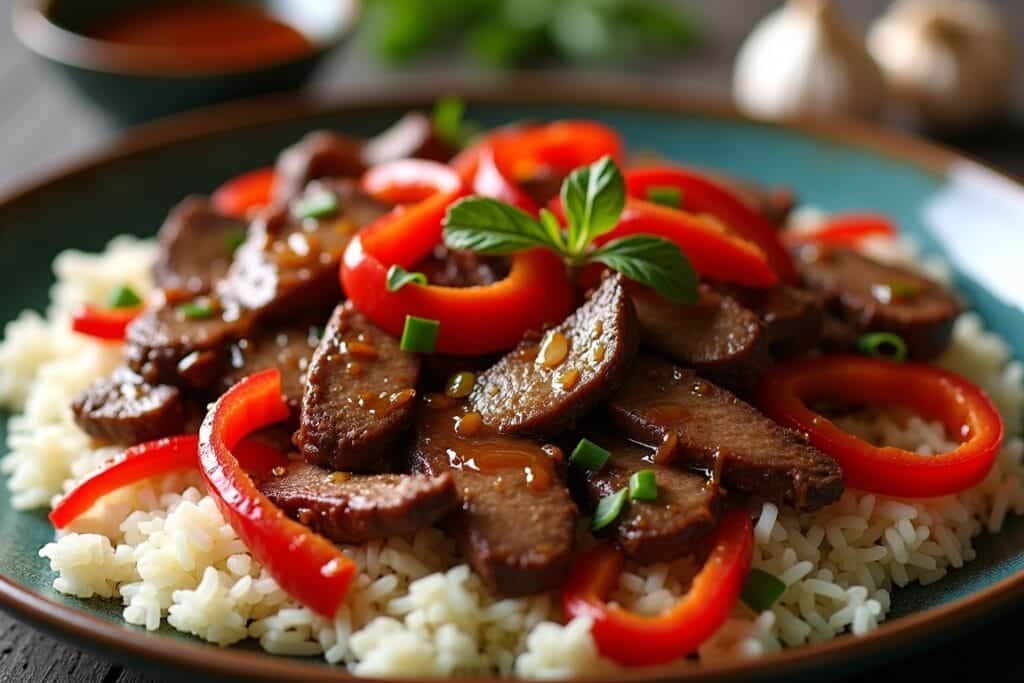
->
[[609, 354, 843, 511], [127, 181, 387, 389], [220, 324, 322, 418], [469, 273, 639, 436], [153, 196, 246, 294], [273, 131, 366, 203], [296, 302, 420, 472], [720, 285, 824, 358], [72, 367, 185, 446], [258, 462, 457, 545], [362, 112, 457, 166], [631, 284, 769, 393], [409, 397, 577, 595], [415, 245, 510, 288], [574, 437, 721, 563], [795, 246, 961, 360]]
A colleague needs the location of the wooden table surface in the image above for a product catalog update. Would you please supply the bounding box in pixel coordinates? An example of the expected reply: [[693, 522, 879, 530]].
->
[[2, 1, 1024, 680]]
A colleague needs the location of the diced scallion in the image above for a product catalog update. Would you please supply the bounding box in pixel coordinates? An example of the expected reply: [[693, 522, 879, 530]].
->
[[570, 438, 610, 470], [400, 315, 440, 353], [740, 568, 786, 611], [180, 300, 214, 320], [224, 228, 247, 255], [628, 469, 658, 501], [857, 332, 907, 362], [591, 488, 628, 531], [646, 185, 682, 208], [292, 190, 338, 220], [107, 285, 141, 309]]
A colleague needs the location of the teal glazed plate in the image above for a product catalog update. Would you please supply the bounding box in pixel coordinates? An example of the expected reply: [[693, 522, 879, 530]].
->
[[0, 80, 1022, 683]]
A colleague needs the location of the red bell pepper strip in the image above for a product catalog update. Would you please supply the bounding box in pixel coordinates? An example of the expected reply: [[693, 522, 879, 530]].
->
[[70, 304, 142, 341], [359, 159, 466, 268], [342, 235, 574, 355], [469, 146, 540, 215], [49, 435, 288, 529], [199, 369, 356, 617], [625, 165, 799, 284], [563, 509, 753, 667], [758, 355, 1004, 498], [548, 196, 778, 288], [491, 120, 625, 181], [784, 213, 897, 248], [212, 167, 276, 219]]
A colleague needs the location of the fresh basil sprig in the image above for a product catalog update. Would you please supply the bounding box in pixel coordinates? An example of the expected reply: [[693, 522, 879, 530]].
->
[[443, 156, 697, 304]]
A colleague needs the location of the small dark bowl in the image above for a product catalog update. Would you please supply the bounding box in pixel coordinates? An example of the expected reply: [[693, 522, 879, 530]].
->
[[12, 0, 360, 125]]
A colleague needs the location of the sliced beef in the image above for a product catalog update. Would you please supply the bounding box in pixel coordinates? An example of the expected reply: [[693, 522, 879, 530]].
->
[[519, 168, 565, 208], [721, 285, 824, 358], [631, 284, 769, 392], [609, 354, 843, 511], [153, 196, 246, 294], [416, 245, 510, 288], [258, 462, 457, 545], [409, 397, 577, 595], [296, 302, 420, 472], [728, 180, 796, 226], [795, 246, 961, 359], [220, 324, 322, 418], [362, 112, 456, 166], [72, 367, 185, 446], [469, 273, 639, 435], [273, 131, 366, 203], [127, 181, 387, 389], [575, 438, 721, 563]]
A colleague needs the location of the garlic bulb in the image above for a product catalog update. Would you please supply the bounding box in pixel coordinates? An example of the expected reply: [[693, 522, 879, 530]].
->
[[868, 0, 1014, 130], [733, 0, 885, 121]]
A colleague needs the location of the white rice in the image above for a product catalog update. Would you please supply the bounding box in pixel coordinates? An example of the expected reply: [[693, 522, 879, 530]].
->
[[3, 222, 1023, 677]]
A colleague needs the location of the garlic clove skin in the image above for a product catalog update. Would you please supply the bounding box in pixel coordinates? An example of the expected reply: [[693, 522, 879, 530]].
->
[[868, 0, 1014, 130], [733, 0, 885, 121]]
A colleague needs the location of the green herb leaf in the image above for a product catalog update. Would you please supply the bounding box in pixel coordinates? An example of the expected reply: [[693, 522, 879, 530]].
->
[[591, 235, 698, 305], [107, 285, 142, 309], [592, 488, 628, 531], [538, 208, 567, 251], [628, 469, 658, 501], [646, 185, 682, 209], [386, 265, 428, 292], [400, 315, 440, 353], [857, 332, 908, 362], [570, 438, 611, 470], [443, 196, 559, 255], [292, 190, 338, 220], [179, 300, 215, 320], [433, 96, 481, 149], [741, 568, 786, 612], [562, 155, 626, 254]]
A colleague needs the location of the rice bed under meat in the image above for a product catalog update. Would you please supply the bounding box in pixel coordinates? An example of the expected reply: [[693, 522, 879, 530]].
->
[[2, 228, 1022, 678]]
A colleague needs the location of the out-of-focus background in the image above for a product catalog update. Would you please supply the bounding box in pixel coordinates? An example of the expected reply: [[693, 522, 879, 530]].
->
[[1, 1, 1024, 681], [1, 0, 1023, 196]]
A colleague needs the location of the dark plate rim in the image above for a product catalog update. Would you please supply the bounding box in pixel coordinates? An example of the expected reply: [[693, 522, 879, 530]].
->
[[0, 75, 1021, 683]]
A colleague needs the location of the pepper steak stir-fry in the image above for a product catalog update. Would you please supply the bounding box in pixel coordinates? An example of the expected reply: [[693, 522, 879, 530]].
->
[[55, 106, 1003, 666]]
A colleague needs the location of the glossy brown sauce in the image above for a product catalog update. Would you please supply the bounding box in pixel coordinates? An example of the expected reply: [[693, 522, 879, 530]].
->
[[88, 3, 314, 71]]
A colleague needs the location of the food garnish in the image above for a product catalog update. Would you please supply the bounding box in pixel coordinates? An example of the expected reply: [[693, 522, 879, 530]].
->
[[569, 438, 611, 470], [107, 285, 142, 308], [740, 568, 787, 612], [628, 469, 658, 501], [385, 264, 428, 291], [857, 331, 908, 362], [591, 488, 628, 531], [399, 315, 440, 353]]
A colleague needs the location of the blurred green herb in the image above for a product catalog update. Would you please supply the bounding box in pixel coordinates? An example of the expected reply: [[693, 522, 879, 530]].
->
[[364, 0, 702, 68], [433, 97, 482, 149]]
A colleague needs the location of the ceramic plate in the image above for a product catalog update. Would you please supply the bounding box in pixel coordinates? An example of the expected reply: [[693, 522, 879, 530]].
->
[[1, 80, 1022, 682]]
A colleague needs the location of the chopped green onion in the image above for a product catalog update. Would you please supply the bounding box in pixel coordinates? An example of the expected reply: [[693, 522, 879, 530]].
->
[[292, 191, 338, 220], [400, 315, 440, 353], [224, 228, 247, 256], [445, 371, 476, 398], [591, 488, 628, 531], [887, 280, 922, 298], [857, 332, 908, 362], [433, 96, 465, 147], [179, 300, 215, 320], [570, 438, 611, 470], [107, 285, 142, 309], [386, 265, 428, 292], [628, 469, 658, 501], [646, 185, 682, 209], [741, 568, 787, 612]]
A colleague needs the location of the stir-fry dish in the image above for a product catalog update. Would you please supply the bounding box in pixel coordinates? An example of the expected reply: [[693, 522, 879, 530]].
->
[[3, 103, 1022, 677]]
